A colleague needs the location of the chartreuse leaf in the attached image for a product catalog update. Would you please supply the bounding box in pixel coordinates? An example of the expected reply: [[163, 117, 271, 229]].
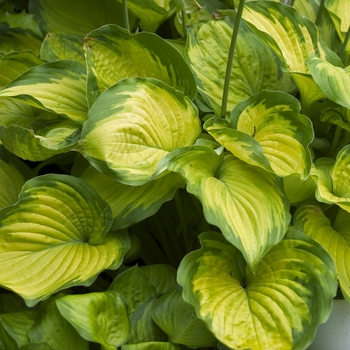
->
[[57, 291, 130, 349], [28, 293, 89, 350], [0, 311, 37, 348], [185, 17, 294, 118], [294, 203, 350, 301], [128, 298, 168, 344], [0, 60, 88, 122], [117, 0, 175, 32], [73, 156, 185, 230], [242, 1, 342, 109], [0, 174, 130, 306], [178, 230, 337, 350], [109, 266, 157, 315], [325, 0, 350, 35], [168, 146, 291, 270], [151, 285, 217, 348], [0, 51, 44, 88], [0, 119, 81, 161], [29, 0, 136, 36], [205, 91, 314, 179], [40, 32, 86, 66], [80, 78, 201, 186], [122, 343, 180, 350], [0, 158, 25, 209], [312, 145, 350, 212], [283, 174, 317, 206], [307, 55, 350, 110], [84, 24, 196, 106]]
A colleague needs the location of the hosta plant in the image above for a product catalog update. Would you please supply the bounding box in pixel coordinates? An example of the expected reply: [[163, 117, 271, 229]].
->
[[0, 0, 350, 349]]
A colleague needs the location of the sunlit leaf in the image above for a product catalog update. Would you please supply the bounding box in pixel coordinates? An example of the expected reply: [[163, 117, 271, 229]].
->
[[311, 145, 350, 212], [185, 16, 294, 118], [0, 174, 130, 306], [152, 285, 217, 348], [28, 293, 89, 350], [84, 24, 196, 106], [40, 32, 86, 66], [57, 291, 130, 349], [205, 91, 314, 179], [307, 55, 350, 110], [0, 60, 88, 122], [168, 147, 291, 270], [80, 78, 201, 186], [325, 0, 350, 35], [178, 230, 337, 350], [294, 203, 350, 301]]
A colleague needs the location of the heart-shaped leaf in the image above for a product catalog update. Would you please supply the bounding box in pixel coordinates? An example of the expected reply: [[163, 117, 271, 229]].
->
[[168, 146, 291, 270], [84, 24, 196, 105], [0, 60, 88, 122], [185, 16, 294, 118], [0, 174, 130, 306], [294, 203, 350, 301], [205, 91, 314, 179], [178, 230, 337, 350], [57, 291, 130, 349], [80, 78, 201, 185], [311, 145, 350, 212]]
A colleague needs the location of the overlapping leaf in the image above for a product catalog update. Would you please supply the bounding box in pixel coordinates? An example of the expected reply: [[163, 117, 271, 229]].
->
[[57, 291, 130, 349], [308, 55, 350, 110], [80, 78, 201, 185], [178, 230, 337, 350], [185, 17, 294, 118], [294, 203, 350, 301], [0, 174, 130, 306], [325, 0, 350, 35], [0, 60, 88, 122], [312, 145, 350, 212], [205, 91, 314, 179], [73, 157, 184, 230], [84, 24, 196, 105], [168, 146, 291, 270]]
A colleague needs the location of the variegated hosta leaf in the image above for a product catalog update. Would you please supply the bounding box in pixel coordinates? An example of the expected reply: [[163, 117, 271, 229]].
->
[[29, 0, 135, 36], [56, 291, 130, 349], [0, 99, 38, 128], [28, 293, 89, 350], [177, 230, 337, 350], [307, 55, 350, 110], [0, 28, 42, 56], [312, 145, 350, 212], [325, 0, 350, 35], [0, 60, 88, 123], [0, 51, 44, 88], [185, 17, 294, 118], [84, 24, 196, 106], [151, 285, 217, 348], [80, 78, 201, 186], [283, 174, 317, 206], [73, 157, 184, 230], [205, 91, 314, 179], [0, 174, 130, 306], [168, 146, 291, 270], [0, 119, 81, 161], [242, 1, 341, 73], [0, 158, 25, 210], [118, 0, 175, 32], [40, 32, 86, 66], [294, 203, 350, 301]]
